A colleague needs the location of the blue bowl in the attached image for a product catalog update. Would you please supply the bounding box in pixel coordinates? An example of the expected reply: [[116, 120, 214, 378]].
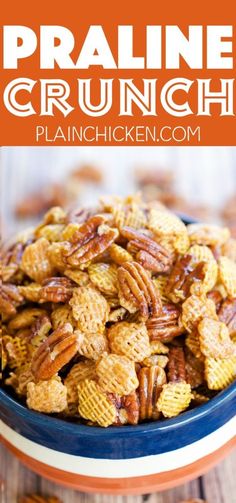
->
[[1, 382, 235, 494], [1, 214, 235, 494]]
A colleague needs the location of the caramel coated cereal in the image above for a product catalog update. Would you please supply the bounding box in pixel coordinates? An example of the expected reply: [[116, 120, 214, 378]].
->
[[1, 193, 235, 427], [108, 322, 151, 362], [27, 376, 67, 413]]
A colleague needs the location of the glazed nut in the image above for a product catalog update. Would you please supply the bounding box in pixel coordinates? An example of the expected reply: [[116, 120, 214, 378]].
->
[[118, 261, 162, 318], [8, 308, 47, 331], [120, 391, 140, 425], [64, 215, 119, 266], [39, 276, 75, 303], [218, 298, 236, 336], [167, 346, 186, 382], [185, 350, 204, 389], [30, 315, 52, 349], [166, 255, 205, 303], [31, 323, 79, 380], [146, 304, 183, 341], [121, 226, 173, 273], [1, 241, 24, 282], [0, 282, 23, 316], [138, 365, 166, 421]]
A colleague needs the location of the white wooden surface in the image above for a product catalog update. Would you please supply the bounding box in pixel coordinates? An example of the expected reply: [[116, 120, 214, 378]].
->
[[1, 146, 236, 239]]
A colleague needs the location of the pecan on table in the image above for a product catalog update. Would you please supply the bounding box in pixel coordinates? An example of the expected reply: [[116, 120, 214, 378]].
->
[[118, 261, 162, 318], [167, 346, 186, 382], [31, 323, 79, 380], [39, 277, 75, 303], [147, 303, 184, 341], [64, 215, 119, 266], [120, 226, 172, 273]]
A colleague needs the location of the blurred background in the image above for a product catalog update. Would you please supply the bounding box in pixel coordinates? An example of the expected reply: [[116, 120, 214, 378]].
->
[[1, 146, 236, 240]]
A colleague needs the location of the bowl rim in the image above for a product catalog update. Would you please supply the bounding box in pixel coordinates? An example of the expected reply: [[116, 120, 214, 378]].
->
[[1, 381, 235, 438], [1, 213, 235, 438]]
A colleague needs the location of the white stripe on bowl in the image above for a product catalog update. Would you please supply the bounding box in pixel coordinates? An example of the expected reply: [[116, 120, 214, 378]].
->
[[1, 417, 235, 479]]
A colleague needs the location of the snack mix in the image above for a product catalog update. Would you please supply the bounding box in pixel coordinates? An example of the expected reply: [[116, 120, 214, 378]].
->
[[1, 194, 236, 427]]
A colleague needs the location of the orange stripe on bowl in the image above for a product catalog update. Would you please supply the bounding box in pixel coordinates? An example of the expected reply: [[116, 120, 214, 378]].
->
[[1, 435, 235, 494]]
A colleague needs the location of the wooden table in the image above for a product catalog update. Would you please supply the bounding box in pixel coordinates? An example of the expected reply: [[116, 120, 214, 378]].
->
[[0, 443, 235, 503]]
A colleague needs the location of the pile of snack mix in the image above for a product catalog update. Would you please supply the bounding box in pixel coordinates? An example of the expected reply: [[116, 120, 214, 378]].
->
[[1, 194, 236, 427]]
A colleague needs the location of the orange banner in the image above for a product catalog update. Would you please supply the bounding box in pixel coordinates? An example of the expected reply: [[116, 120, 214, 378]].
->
[[1, 0, 236, 146]]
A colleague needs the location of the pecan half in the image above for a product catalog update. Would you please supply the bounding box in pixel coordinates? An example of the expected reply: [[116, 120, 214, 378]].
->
[[39, 277, 75, 303], [185, 349, 204, 388], [138, 365, 166, 421], [167, 346, 186, 382], [118, 261, 162, 318], [147, 303, 184, 341], [111, 392, 140, 425], [30, 315, 52, 349], [166, 255, 205, 303], [1, 242, 25, 282], [218, 298, 236, 336], [207, 289, 224, 312], [0, 282, 23, 316], [120, 226, 172, 273], [31, 323, 78, 380], [64, 215, 119, 266]]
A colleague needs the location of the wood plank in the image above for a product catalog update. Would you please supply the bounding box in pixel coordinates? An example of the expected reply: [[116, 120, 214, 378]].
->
[[202, 450, 236, 503]]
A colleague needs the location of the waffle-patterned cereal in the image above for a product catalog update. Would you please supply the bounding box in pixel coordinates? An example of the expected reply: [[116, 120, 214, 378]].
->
[[96, 353, 139, 395], [70, 285, 109, 333], [1, 193, 235, 428], [157, 382, 192, 417], [108, 322, 151, 362], [77, 379, 117, 426], [27, 376, 67, 413]]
